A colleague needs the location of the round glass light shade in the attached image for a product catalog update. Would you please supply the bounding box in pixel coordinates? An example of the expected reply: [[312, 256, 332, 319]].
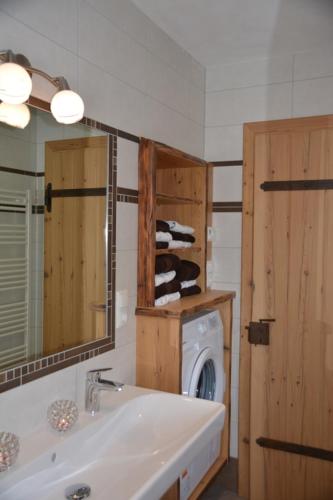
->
[[51, 90, 84, 124], [0, 62, 32, 104], [0, 103, 30, 129]]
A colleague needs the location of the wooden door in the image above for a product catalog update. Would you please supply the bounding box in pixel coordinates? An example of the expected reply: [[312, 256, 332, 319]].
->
[[43, 136, 107, 355], [240, 116, 333, 499]]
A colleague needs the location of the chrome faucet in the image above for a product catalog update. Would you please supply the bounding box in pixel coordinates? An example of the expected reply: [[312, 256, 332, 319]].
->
[[85, 368, 124, 414]]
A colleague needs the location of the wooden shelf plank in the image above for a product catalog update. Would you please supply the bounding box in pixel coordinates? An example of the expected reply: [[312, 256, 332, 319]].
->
[[156, 192, 202, 205], [136, 289, 236, 318], [155, 246, 201, 254]]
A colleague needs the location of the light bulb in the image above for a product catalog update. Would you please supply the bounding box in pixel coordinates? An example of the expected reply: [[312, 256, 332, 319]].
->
[[0, 62, 32, 104], [51, 90, 84, 124], [0, 102, 30, 129]]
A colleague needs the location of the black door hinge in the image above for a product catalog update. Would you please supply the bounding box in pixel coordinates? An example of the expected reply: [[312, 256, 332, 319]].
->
[[45, 182, 52, 213], [246, 318, 275, 345]]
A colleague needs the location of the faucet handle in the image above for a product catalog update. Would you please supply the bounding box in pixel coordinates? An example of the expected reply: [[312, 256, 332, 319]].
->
[[87, 367, 112, 383]]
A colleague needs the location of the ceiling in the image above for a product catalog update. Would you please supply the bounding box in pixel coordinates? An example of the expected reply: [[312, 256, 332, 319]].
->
[[132, 0, 333, 67]]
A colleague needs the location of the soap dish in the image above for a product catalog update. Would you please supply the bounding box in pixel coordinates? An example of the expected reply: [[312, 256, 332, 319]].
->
[[47, 400, 79, 432], [0, 432, 20, 472]]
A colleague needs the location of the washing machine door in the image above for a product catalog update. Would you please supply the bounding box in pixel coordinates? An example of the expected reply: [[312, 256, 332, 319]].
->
[[188, 347, 223, 402]]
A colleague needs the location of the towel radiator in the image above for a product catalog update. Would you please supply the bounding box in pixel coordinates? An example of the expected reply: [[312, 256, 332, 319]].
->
[[0, 188, 30, 369]]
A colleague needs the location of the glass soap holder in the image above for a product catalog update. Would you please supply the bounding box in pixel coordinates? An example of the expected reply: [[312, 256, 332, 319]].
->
[[0, 432, 20, 472], [47, 400, 79, 432]]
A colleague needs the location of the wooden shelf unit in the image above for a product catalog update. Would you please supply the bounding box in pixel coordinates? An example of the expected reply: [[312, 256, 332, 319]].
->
[[136, 139, 235, 499], [156, 192, 202, 205], [137, 138, 210, 308]]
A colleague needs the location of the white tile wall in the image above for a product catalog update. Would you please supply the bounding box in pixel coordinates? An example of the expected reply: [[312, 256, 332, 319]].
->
[[206, 48, 333, 457], [206, 55, 293, 92], [117, 138, 139, 190], [212, 167, 243, 202], [0, 1, 205, 155], [206, 82, 292, 127], [0, 346, 136, 437], [115, 139, 139, 371]]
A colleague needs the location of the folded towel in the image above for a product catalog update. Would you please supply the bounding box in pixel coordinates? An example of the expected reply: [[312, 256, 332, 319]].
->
[[155, 270, 176, 287], [156, 231, 172, 242], [167, 221, 194, 235], [180, 285, 201, 297], [181, 279, 197, 289], [155, 254, 180, 274], [154, 291, 181, 307], [170, 231, 195, 243], [176, 260, 200, 281], [155, 279, 181, 299], [156, 241, 168, 249], [156, 220, 170, 232], [168, 240, 192, 249]]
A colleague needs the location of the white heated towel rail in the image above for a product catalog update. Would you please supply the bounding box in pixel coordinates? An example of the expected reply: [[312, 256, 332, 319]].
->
[[0, 188, 30, 368]]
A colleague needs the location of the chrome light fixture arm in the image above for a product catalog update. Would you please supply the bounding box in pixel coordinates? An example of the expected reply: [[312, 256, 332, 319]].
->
[[0, 50, 70, 93], [0, 49, 84, 126]]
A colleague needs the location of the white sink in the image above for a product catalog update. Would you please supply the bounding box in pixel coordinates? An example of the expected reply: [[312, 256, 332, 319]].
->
[[0, 385, 225, 500]]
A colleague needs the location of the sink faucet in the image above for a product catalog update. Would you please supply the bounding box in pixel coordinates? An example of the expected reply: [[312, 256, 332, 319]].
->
[[85, 368, 124, 414]]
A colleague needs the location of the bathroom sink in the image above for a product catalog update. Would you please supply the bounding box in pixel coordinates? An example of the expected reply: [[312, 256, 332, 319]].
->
[[0, 385, 225, 500]]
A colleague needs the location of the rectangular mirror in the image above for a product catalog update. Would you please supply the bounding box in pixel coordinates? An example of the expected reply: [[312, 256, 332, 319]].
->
[[0, 105, 111, 372]]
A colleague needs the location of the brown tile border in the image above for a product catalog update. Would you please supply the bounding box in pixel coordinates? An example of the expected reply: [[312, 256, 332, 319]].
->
[[0, 98, 119, 394], [32, 205, 45, 214], [213, 201, 243, 212], [0, 164, 44, 177], [118, 129, 140, 144], [117, 187, 138, 204], [211, 160, 243, 167], [28, 96, 140, 144]]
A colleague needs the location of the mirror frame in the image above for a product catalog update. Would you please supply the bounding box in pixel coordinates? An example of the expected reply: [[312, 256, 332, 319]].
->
[[0, 96, 119, 392]]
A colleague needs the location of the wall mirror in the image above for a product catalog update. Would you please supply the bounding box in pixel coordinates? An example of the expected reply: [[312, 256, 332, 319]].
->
[[0, 102, 113, 373]]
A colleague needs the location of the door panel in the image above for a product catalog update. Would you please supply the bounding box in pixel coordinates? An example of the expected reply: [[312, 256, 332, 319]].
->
[[43, 137, 107, 355], [241, 117, 333, 499]]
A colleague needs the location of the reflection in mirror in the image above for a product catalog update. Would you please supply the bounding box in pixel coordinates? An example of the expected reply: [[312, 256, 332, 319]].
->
[[0, 107, 109, 370]]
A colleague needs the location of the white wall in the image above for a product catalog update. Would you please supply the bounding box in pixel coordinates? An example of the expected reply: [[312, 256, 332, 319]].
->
[[0, 0, 205, 433], [0, 0, 205, 157], [205, 48, 333, 457]]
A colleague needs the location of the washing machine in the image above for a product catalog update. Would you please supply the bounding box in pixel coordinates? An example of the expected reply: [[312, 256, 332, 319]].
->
[[180, 309, 225, 500]]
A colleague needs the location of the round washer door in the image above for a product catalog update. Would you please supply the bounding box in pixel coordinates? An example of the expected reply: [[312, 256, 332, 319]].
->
[[188, 347, 223, 402]]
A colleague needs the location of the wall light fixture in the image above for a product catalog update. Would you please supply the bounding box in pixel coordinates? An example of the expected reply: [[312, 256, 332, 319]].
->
[[0, 50, 84, 128]]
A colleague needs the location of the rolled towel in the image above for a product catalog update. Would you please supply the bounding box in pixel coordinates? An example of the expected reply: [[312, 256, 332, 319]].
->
[[170, 231, 195, 243], [176, 260, 200, 281], [156, 231, 172, 242], [181, 279, 197, 289], [156, 220, 170, 232], [155, 295, 169, 306], [155, 270, 176, 287], [155, 279, 181, 299], [156, 242, 168, 249], [167, 291, 181, 303], [154, 291, 181, 307], [180, 285, 201, 297], [167, 221, 194, 235], [155, 254, 180, 274], [168, 240, 192, 249]]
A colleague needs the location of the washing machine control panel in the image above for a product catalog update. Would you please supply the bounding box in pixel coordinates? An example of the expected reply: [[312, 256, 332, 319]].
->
[[182, 310, 223, 345], [197, 321, 207, 335]]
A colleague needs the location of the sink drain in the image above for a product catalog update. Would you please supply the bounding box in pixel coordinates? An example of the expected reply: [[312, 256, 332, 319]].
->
[[65, 483, 91, 499]]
